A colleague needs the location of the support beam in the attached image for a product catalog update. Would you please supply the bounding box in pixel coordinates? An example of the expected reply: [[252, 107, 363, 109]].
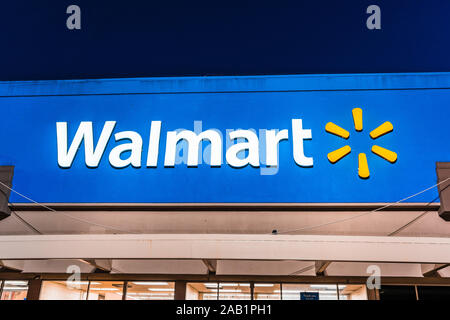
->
[[0, 166, 14, 220], [0, 260, 24, 271], [422, 264, 450, 277], [315, 261, 332, 276], [202, 259, 216, 273], [367, 288, 380, 300], [1, 272, 450, 285], [174, 280, 187, 300], [436, 162, 450, 221], [26, 279, 42, 300], [80, 259, 112, 273], [1, 234, 450, 264]]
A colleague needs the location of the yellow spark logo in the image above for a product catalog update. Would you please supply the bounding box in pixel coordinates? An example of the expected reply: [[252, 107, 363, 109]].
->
[[325, 108, 397, 179]]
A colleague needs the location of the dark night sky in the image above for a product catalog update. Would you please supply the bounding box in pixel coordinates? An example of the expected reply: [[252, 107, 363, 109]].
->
[[1, 0, 450, 80]]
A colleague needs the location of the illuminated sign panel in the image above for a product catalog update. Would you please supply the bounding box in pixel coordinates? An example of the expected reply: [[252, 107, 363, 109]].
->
[[0, 73, 449, 203], [55, 119, 313, 169]]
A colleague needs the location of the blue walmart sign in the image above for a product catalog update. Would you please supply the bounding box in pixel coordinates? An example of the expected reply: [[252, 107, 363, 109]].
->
[[0, 73, 449, 203]]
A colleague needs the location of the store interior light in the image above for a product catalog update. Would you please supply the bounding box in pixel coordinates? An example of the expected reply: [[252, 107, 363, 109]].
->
[[148, 288, 174, 292], [216, 283, 250, 287], [89, 288, 119, 291], [128, 292, 170, 296], [209, 289, 242, 293], [68, 281, 89, 285], [67, 281, 100, 286], [310, 285, 338, 290], [203, 293, 249, 297], [3, 286, 27, 290], [254, 284, 274, 287], [128, 295, 172, 300], [4, 281, 28, 286], [132, 282, 169, 286]]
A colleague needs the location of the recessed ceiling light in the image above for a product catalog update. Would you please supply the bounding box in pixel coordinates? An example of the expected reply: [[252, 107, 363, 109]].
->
[[210, 289, 242, 293], [132, 282, 169, 286], [254, 284, 274, 287], [128, 293, 170, 296], [148, 288, 174, 292], [310, 285, 337, 290], [4, 281, 28, 286], [66, 281, 100, 286]]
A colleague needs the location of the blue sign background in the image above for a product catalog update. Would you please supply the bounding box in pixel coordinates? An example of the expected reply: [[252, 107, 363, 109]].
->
[[300, 292, 320, 300], [0, 73, 449, 203]]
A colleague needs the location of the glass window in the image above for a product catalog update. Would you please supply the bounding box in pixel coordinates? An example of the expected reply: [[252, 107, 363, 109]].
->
[[417, 286, 450, 300], [1, 280, 28, 300], [186, 283, 218, 300], [186, 282, 252, 300], [379, 285, 417, 300], [126, 281, 174, 300], [87, 281, 124, 300], [40, 280, 89, 300], [218, 283, 251, 300], [281, 284, 338, 300], [338, 284, 368, 300], [253, 283, 281, 300]]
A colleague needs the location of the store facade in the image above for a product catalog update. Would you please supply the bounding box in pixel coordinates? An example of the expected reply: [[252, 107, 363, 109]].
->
[[0, 72, 450, 300]]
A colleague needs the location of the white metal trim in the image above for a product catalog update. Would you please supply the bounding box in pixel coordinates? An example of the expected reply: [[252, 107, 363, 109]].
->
[[0, 234, 450, 263]]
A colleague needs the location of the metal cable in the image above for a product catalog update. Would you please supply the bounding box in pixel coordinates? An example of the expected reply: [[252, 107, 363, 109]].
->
[[0, 181, 138, 234], [387, 184, 450, 236], [0, 187, 42, 234], [10, 210, 43, 235], [274, 177, 450, 235], [0, 177, 449, 236]]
